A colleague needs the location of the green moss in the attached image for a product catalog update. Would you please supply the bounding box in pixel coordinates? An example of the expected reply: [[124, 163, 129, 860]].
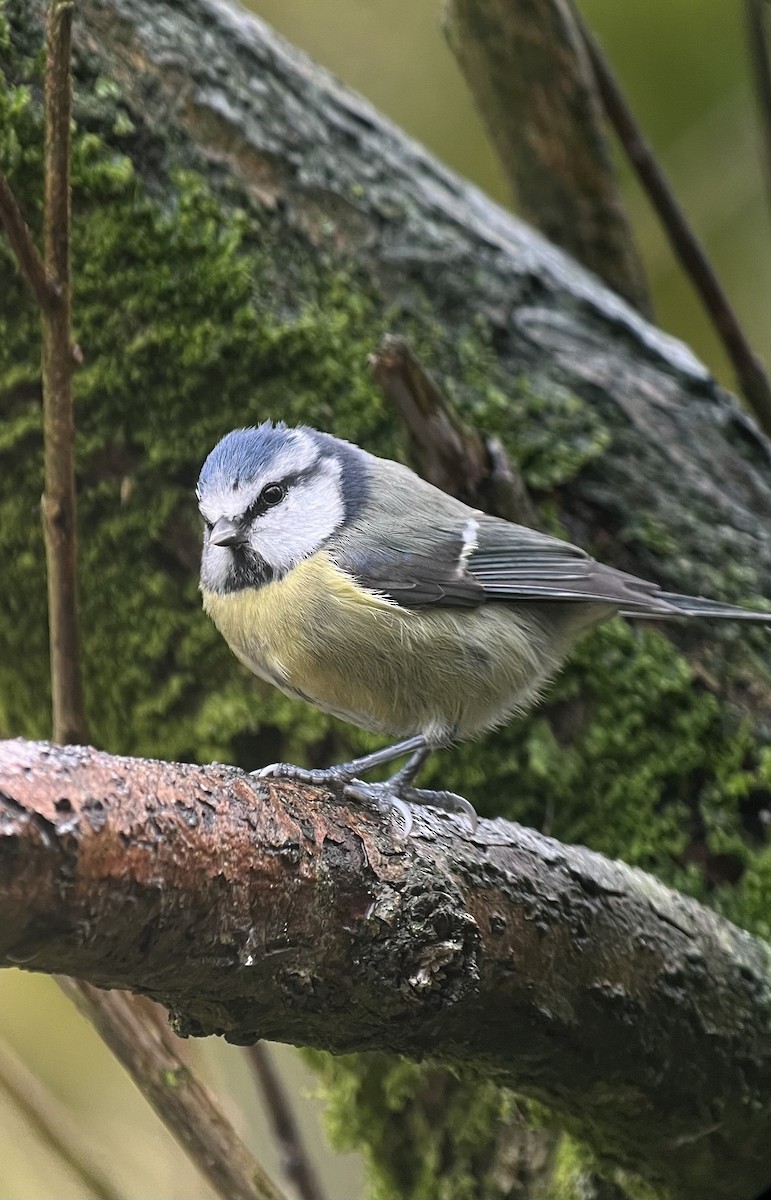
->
[[550, 1136, 660, 1200], [420, 618, 771, 937], [396, 316, 612, 492], [0, 45, 616, 770], [0, 48, 397, 756], [160, 1066, 189, 1089], [496, 376, 612, 491], [304, 1050, 546, 1200]]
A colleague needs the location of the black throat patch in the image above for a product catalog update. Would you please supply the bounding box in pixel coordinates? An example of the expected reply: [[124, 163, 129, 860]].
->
[[203, 545, 277, 594]]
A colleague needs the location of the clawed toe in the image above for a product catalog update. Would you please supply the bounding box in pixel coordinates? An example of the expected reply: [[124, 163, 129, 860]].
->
[[400, 786, 477, 833], [252, 762, 291, 780], [343, 779, 477, 837], [252, 762, 354, 788], [344, 780, 414, 838]]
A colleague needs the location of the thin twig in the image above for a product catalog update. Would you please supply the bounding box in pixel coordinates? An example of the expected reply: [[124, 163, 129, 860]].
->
[[0, 1034, 126, 1200], [247, 1044, 328, 1200], [41, 0, 87, 744], [0, 173, 54, 308], [35, 14, 287, 1200], [745, 0, 771, 216], [575, 8, 771, 438], [57, 981, 288, 1200]]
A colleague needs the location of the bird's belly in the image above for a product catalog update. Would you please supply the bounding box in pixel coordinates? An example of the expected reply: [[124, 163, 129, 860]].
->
[[202, 556, 563, 739]]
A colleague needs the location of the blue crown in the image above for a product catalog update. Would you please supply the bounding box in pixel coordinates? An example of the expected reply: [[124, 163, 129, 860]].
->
[[197, 422, 293, 493]]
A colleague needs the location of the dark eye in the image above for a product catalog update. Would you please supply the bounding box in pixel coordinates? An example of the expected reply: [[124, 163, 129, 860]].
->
[[261, 482, 285, 506]]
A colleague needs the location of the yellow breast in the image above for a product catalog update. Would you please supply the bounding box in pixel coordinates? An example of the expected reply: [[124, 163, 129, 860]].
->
[[201, 554, 404, 727], [202, 552, 558, 739]]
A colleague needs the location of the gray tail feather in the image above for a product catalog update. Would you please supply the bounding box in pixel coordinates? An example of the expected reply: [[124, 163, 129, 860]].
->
[[623, 592, 771, 622]]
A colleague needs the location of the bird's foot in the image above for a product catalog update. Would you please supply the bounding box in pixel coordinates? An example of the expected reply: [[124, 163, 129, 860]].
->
[[253, 735, 477, 839], [253, 735, 428, 792], [343, 779, 477, 839], [252, 760, 360, 789]]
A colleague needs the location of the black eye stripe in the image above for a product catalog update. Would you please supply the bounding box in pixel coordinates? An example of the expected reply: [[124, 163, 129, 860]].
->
[[243, 484, 284, 521], [241, 466, 316, 523]]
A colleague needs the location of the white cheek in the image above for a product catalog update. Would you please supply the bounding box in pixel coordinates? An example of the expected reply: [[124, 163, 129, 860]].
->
[[201, 542, 237, 591], [250, 467, 344, 572]]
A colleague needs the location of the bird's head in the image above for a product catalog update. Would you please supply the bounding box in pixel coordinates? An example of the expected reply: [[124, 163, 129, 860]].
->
[[196, 422, 366, 594]]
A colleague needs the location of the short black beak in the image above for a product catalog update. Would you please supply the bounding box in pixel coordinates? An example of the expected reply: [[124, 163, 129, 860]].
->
[[209, 517, 247, 548]]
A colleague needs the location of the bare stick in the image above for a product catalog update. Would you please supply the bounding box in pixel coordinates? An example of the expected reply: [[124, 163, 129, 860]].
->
[[41, 0, 87, 745], [0, 1034, 126, 1200], [576, 10, 771, 438], [57, 980, 288, 1200], [745, 0, 771, 215], [247, 1044, 328, 1200], [0, 174, 55, 309]]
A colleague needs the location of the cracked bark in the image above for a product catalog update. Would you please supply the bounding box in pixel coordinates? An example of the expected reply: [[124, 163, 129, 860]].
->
[[1, 739, 770, 1200]]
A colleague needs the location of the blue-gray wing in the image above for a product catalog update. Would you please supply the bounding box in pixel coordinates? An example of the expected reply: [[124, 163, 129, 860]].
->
[[331, 515, 672, 613], [330, 523, 484, 607], [467, 521, 770, 619], [331, 513, 770, 620], [465, 519, 674, 612]]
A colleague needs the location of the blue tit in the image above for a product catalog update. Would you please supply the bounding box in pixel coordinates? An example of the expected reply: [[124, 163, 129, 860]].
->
[[197, 421, 769, 835]]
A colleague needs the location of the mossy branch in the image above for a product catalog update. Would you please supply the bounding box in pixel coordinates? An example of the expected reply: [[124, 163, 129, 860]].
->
[[2, 738, 770, 1200], [370, 334, 538, 527]]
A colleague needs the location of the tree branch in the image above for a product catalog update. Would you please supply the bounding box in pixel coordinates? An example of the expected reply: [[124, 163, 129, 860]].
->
[[442, 0, 651, 315], [369, 334, 538, 526], [54, 980, 287, 1200], [746, 0, 771, 218], [0, 174, 55, 310], [247, 1044, 328, 1200], [1, 739, 770, 1200]]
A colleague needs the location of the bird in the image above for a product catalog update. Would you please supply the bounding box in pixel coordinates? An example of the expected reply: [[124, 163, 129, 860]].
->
[[197, 421, 769, 836]]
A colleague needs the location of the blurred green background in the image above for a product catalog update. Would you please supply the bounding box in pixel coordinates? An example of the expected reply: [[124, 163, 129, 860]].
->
[[1, 1, 769, 1197]]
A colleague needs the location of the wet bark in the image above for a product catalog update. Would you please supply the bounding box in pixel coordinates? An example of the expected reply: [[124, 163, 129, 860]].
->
[[1, 738, 770, 1200]]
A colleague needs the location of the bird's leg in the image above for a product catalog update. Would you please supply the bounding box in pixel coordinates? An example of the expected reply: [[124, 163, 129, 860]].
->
[[253, 734, 428, 788], [344, 743, 478, 838], [255, 735, 477, 839]]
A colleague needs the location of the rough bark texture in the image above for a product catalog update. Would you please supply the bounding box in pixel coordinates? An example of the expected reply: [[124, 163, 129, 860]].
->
[[2, 2, 771, 1198], [1, 738, 771, 1200]]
